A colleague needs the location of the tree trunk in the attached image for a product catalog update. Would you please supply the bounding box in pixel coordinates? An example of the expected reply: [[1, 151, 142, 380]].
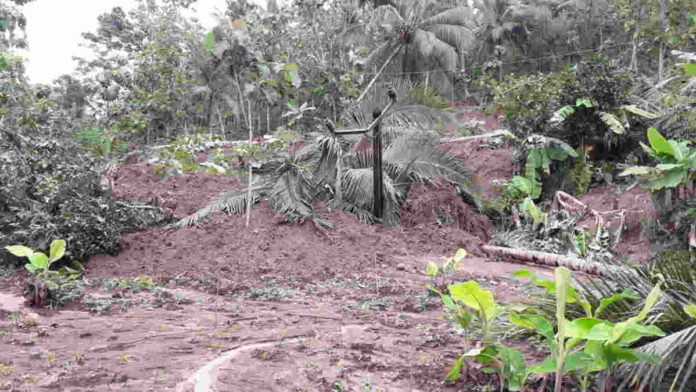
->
[[335, 149, 343, 203], [630, 0, 641, 71], [658, 0, 667, 81], [356, 43, 401, 104], [481, 245, 635, 277], [245, 100, 253, 228]]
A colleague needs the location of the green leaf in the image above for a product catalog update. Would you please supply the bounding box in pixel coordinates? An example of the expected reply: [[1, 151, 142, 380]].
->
[[576, 97, 595, 107], [283, 62, 299, 73], [620, 105, 659, 119], [203, 31, 215, 53], [647, 128, 674, 156], [448, 281, 497, 320], [528, 356, 556, 374], [646, 169, 687, 190], [631, 284, 661, 323], [553, 105, 575, 120], [655, 163, 684, 171], [600, 111, 625, 134], [446, 356, 466, 381], [680, 63, 696, 75], [509, 312, 536, 329], [5, 245, 34, 258], [425, 261, 439, 277], [0, 55, 9, 71], [683, 305, 696, 319], [566, 318, 605, 339], [29, 253, 49, 270], [619, 166, 655, 177], [48, 239, 66, 263], [25, 264, 37, 274], [555, 267, 572, 332], [452, 248, 467, 262], [596, 288, 640, 317], [563, 352, 594, 371]]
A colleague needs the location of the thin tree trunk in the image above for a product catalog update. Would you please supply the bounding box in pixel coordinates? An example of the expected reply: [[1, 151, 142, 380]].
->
[[216, 106, 226, 140], [356, 43, 401, 104], [335, 148, 343, 203], [481, 246, 634, 277], [658, 0, 667, 81], [245, 100, 253, 228], [630, 0, 641, 71]]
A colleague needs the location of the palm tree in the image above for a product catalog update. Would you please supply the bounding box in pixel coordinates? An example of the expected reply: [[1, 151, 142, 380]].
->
[[173, 80, 480, 228], [357, 0, 479, 102]]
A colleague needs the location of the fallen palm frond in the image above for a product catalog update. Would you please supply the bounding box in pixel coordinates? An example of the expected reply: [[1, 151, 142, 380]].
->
[[573, 256, 696, 391]]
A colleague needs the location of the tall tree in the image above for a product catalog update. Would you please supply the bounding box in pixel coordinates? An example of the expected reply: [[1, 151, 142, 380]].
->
[[358, 0, 479, 102]]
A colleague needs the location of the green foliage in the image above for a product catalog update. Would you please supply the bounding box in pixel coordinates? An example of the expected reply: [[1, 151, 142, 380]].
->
[[566, 160, 594, 195], [425, 248, 467, 280], [73, 125, 130, 157], [619, 127, 695, 190], [4, 240, 86, 307], [512, 268, 664, 391], [5, 239, 67, 276]]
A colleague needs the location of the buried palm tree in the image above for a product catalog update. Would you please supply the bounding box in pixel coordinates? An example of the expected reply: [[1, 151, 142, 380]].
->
[[174, 81, 480, 229], [356, 0, 478, 102]]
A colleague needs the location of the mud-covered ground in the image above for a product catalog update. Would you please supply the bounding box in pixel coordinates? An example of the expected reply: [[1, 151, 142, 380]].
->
[[0, 107, 656, 391]]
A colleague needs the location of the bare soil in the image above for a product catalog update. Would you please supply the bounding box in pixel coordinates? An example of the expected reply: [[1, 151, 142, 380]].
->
[[0, 108, 656, 391]]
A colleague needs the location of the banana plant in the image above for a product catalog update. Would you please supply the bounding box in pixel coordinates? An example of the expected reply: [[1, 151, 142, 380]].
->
[[619, 127, 695, 191]]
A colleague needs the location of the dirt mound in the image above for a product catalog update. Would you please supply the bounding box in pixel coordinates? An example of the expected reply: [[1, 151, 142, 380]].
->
[[87, 199, 487, 283], [575, 185, 656, 264], [110, 162, 242, 219], [401, 180, 492, 243], [442, 139, 514, 199]]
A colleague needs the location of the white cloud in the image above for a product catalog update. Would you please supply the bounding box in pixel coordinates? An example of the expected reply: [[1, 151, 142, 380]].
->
[[21, 0, 277, 84]]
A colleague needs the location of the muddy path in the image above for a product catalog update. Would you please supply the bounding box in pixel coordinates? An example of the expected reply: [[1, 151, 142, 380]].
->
[[0, 256, 551, 392]]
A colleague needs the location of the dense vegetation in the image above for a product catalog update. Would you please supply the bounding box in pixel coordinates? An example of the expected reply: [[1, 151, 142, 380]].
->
[[1, 0, 694, 390]]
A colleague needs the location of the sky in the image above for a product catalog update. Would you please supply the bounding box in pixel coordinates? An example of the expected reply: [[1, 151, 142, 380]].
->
[[21, 0, 275, 84]]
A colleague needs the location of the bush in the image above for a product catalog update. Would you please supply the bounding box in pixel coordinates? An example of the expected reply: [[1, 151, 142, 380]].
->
[[0, 88, 170, 267]]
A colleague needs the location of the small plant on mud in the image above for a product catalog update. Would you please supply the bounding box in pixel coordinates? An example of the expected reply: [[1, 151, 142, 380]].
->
[[425, 248, 467, 290], [435, 266, 664, 391], [510, 268, 664, 392], [4, 239, 85, 307]]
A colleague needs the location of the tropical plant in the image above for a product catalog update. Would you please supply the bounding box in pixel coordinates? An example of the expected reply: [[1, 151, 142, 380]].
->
[[425, 248, 467, 290], [174, 82, 478, 228], [4, 239, 86, 307], [619, 127, 695, 191], [358, 0, 478, 101], [511, 267, 664, 392]]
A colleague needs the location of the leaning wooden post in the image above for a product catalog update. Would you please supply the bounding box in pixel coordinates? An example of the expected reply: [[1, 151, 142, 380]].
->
[[372, 108, 384, 219]]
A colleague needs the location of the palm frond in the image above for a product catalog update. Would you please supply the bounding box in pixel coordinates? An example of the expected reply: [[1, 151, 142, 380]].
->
[[575, 256, 696, 391], [172, 187, 264, 227], [266, 161, 328, 227], [383, 132, 473, 186], [421, 24, 477, 51], [371, 3, 406, 27], [617, 325, 696, 392], [412, 29, 458, 72], [327, 198, 378, 224], [341, 78, 448, 130], [420, 7, 478, 29]]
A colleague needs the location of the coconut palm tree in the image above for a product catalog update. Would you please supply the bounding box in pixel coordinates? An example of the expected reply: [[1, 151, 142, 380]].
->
[[357, 0, 479, 102], [173, 80, 480, 228]]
